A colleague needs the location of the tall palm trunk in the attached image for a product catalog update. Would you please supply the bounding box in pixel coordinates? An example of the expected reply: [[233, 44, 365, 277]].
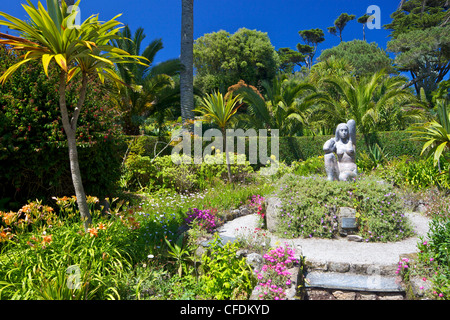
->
[[180, 0, 194, 131], [59, 71, 92, 230], [222, 127, 232, 182]]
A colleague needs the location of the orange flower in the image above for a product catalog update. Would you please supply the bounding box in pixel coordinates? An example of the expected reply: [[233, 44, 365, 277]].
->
[[41, 234, 52, 245], [97, 223, 106, 230], [87, 227, 98, 237], [3, 211, 18, 225]]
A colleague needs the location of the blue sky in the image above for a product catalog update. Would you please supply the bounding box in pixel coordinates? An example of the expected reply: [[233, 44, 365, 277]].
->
[[0, 0, 399, 65]]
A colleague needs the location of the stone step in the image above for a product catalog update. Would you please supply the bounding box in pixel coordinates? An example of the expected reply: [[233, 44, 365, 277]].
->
[[304, 271, 404, 293]]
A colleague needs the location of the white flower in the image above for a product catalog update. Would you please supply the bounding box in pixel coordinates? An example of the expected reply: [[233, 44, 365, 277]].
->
[[148, 254, 154, 259]]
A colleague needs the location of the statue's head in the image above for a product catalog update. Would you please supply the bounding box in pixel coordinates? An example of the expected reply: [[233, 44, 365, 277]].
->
[[335, 123, 350, 141]]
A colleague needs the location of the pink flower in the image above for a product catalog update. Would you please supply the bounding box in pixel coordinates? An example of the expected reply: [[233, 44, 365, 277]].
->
[[422, 277, 427, 281]]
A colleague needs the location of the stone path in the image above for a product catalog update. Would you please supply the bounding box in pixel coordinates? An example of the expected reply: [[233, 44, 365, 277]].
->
[[217, 211, 430, 266], [217, 211, 431, 299]]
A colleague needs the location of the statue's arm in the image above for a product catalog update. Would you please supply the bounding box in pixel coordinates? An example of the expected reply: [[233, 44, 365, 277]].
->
[[347, 119, 356, 150], [323, 138, 336, 154]]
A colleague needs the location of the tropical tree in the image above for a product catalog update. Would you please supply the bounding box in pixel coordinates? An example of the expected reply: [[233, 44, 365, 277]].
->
[[312, 70, 424, 135], [327, 13, 356, 42], [357, 13, 371, 41], [236, 74, 317, 136], [317, 40, 397, 77], [112, 25, 182, 135], [297, 28, 325, 69], [193, 91, 243, 182], [0, 0, 142, 230], [277, 47, 306, 73], [385, 0, 450, 97], [409, 80, 450, 174], [180, 0, 195, 129], [193, 28, 280, 94]]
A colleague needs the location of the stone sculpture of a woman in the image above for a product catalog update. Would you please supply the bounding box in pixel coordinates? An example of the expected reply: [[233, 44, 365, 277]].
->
[[323, 119, 357, 181]]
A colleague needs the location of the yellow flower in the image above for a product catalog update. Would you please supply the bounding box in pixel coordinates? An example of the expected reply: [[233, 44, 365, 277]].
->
[[270, 154, 276, 161]]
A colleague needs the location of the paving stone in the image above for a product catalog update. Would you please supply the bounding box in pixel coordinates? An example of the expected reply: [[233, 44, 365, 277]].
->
[[305, 271, 404, 292]]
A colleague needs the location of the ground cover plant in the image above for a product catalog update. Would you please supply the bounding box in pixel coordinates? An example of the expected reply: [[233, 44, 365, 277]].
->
[[272, 174, 414, 242]]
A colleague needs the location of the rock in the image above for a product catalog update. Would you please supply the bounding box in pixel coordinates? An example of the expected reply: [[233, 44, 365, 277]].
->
[[347, 235, 363, 242], [333, 290, 356, 300], [328, 262, 350, 273], [378, 293, 404, 300], [246, 253, 264, 272], [409, 275, 432, 297], [239, 206, 249, 216], [358, 293, 377, 300], [307, 289, 335, 300], [266, 197, 282, 233], [236, 249, 248, 258]]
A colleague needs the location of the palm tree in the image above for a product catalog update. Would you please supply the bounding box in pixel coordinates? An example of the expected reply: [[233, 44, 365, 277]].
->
[[0, 0, 142, 230], [180, 0, 195, 130], [409, 94, 450, 173], [113, 25, 182, 135], [193, 91, 242, 182], [236, 74, 317, 136], [313, 71, 424, 135]]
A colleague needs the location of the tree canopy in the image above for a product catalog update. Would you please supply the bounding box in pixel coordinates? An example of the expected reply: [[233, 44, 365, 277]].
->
[[385, 0, 450, 97], [193, 28, 280, 94], [327, 13, 356, 42], [318, 40, 397, 77], [297, 29, 325, 69]]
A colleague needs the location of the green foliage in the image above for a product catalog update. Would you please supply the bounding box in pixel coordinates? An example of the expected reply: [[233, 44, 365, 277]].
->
[[112, 26, 181, 135], [193, 28, 280, 93], [277, 47, 306, 73], [356, 143, 390, 172], [327, 13, 356, 42], [376, 156, 450, 190], [385, 1, 450, 96], [0, 202, 148, 299], [290, 156, 325, 176], [314, 70, 422, 135], [0, 47, 124, 208], [318, 40, 397, 76], [297, 28, 325, 68], [274, 174, 414, 242], [413, 215, 450, 300], [121, 152, 254, 193], [199, 233, 256, 300]]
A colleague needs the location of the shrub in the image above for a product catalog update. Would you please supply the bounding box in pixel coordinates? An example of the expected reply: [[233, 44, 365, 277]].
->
[[273, 174, 414, 242], [398, 217, 450, 300], [0, 47, 124, 209], [121, 151, 254, 193], [376, 156, 450, 190], [199, 233, 256, 300]]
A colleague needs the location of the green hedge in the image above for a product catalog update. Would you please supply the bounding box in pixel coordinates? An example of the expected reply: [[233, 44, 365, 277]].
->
[[126, 130, 424, 166], [278, 131, 424, 164]]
